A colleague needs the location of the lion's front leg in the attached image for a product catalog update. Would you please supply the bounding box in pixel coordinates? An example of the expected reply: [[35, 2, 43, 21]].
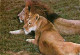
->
[[26, 31, 41, 45], [9, 29, 24, 34], [26, 39, 37, 45]]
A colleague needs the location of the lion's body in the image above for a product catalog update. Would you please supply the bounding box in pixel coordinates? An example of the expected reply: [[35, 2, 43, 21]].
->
[[23, 14, 80, 55], [54, 18, 80, 35], [10, 0, 80, 35], [12, 0, 80, 35]]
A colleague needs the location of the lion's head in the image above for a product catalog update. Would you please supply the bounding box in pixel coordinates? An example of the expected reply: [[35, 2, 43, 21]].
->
[[23, 14, 40, 35], [18, 0, 51, 23]]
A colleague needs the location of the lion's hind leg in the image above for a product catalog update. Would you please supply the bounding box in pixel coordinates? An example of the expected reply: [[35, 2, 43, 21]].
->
[[26, 39, 37, 45]]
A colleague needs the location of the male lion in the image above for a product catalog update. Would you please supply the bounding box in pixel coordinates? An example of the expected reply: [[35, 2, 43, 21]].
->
[[23, 13, 80, 55], [10, 0, 80, 35]]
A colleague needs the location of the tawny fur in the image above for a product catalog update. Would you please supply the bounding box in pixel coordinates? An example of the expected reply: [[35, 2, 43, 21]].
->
[[24, 14, 80, 55], [54, 18, 80, 35]]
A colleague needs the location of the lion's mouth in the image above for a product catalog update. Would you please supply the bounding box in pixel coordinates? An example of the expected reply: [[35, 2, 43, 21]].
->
[[23, 28, 30, 35], [23, 26, 36, 35]]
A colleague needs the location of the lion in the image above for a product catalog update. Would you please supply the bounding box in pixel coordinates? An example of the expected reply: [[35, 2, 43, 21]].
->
[[9, 0, 80, 35], [23, 13, 80, 55]]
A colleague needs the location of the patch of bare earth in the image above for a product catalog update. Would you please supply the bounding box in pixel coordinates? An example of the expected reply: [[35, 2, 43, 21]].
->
[[6, 51, 30, 55]]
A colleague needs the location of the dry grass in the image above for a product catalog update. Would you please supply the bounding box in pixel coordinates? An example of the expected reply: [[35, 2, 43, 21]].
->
[[0, 0, 80, 55]]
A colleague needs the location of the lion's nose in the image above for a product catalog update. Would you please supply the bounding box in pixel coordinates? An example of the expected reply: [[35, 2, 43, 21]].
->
[[18, 13, 20, 16]]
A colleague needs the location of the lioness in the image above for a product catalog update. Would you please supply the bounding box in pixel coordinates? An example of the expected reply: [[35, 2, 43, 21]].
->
[[10, 0, 80, 35], [24, 14, 80, 55]]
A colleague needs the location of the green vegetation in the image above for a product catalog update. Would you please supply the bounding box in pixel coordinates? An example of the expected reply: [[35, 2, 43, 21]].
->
[[0, 0, 80, 55]]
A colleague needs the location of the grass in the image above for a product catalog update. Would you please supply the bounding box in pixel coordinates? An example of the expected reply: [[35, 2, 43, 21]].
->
[[0, 0, 80, 55]]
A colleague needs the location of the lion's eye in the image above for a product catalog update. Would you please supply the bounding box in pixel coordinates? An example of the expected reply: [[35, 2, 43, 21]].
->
[[28, 22, 31, 25]]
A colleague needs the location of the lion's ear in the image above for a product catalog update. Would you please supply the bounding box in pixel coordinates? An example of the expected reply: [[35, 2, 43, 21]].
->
[[35, 14, 40, 21]]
